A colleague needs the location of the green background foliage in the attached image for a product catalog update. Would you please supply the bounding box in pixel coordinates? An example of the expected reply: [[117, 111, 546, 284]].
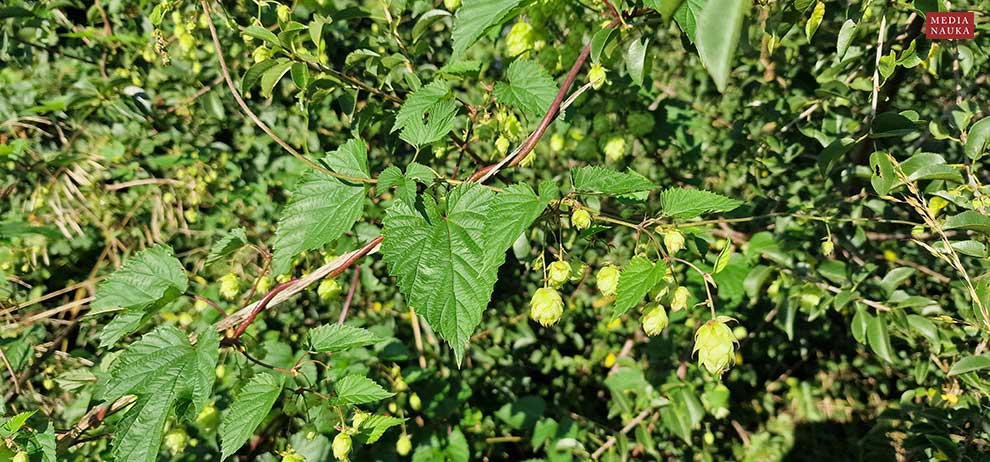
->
[[1, 0, 989, 460]]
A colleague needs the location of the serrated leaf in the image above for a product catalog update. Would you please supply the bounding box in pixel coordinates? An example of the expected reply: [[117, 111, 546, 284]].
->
[[947, 354, 990, 376], [493, 60, 558, 117], [220, 372, 284, 459], [103, 326, 218, 462], [446, 428, 469, 462], [99, 309, 151, 348], [383, 183, 546, 364], [90, 245, 187, 315], [393, 80, 458, 148], [572, 166, 656, 195], [271, 143, 367, 275], [331, 375, 394, 405], [37, 421, 56, 462], [943, 211, 990, 235], [206, 227, 248, 266], [451, 0, 523, 60], [612, 256, 666, 319], [358, 414, 406, 443], [695, 0, 749, 92], [659, 187, 742, 219], [1, 411, 34, 435], [308, 323, 381, 352]]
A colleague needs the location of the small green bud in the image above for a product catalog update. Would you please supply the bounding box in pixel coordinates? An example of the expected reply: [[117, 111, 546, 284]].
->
[[282, 449, 305, 462], [530, 287, 564, 327], [663, 230, 686, 255], [352, 410, 369, 428], [396, 433, 412, 456], [588, 64, 607, 90], [547, 260, 571, 287], [256, 275, 273, 294], [670, 286, 690, 312], [820, 239, 834, 256], [550, 133, 565, 152], [276, 4, 291, 22], [443, 0, 461, 10], [596, 265, 620, 297], [318, 278, 341, 301], [164, 428, 188, 455], [799, 291, 821, 310], [196, 403, 220, 433], [767, 277, 781, 297], [571, 208, 592, 230], [409, 392, 422, 411], [495, 135, 510, 155], [253, 46, 271, 63], [219, 273, 240, 300], [704, 431, 715, 445], [12, 452, 28, 462], [333, 432, 352, 461], [603, 137, 626, 162], [693, 316, 737, 376], [641, 305, 669, 336]]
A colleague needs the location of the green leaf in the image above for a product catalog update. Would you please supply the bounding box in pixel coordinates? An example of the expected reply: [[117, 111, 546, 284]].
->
[[37, 421, 56, 462], [103, 326, 218, 462], [836, 20, 857, 59], [943, 211, 990, 235], [713, 241, 732, 274], [591, 27, 617, 63], [866, 314, 894, 363], [220, 372, 284, 460], [206, 227, 248, 266], [625, 37, 649, 86], [1, 411, 35, 435], [90, 245, 187, 315], [99, 309, 152, 348], [259, 59, 293, 98], [392, 80, 459, 148], [242, 25, 280, 46], [965, 116, 990, 161], [659, 187, 742, 219], [612, 256, 666, 319], [805, 2, 824, 42], [446, 427, 469, 462], [271, 145, 367, 275], [695, 0, 749, 92], [673, 0, 706, 43], [358, 414, 406, 443], [869, 152, 896, 195], [383, 183, 547, 363], [331, 375, 395, 405], [308, 323, 381, 352], [572, 166, 656, 195], [494, 60, 558, 118], [241, 59, 280, 94], [647, 0, 686, 21], [818, 136, 857, 175], [947, 354, 990, 376], [451, 0, 523, 60]]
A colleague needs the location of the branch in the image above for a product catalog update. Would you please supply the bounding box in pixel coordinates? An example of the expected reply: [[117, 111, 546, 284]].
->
[[590, 409, 653, 459], [199, 0, 374, 185]]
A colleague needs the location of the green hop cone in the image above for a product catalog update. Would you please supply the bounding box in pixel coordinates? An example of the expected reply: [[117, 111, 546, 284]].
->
[[693, 316, 738, 376], [318, 278, 341, 301], [820, 239, 834, 256], [164, 428, 188, 455], [550, 133, 565, 152], [495, 135, 510, 155], [670, 286, 690, 312], [588, 64, 607, 90], [219, 273, 240, 300], [663, 229, 686, 255], [256, 275, 273, 294], [571, 208, 592, 230], [396, 433, 412, 456], [596, 265, 620, 297], [276, 4, 291, 23], [530, 287, 564, 327], [281, 449, 305, 462], [603, 137, 626, 163], [547, 260, 571, 287], [409, 392, 422, 411], [443, 0, 460, 10], [333, 432, 352, 461], [641, 304, 669, 336], [505, 21, 536, 57]]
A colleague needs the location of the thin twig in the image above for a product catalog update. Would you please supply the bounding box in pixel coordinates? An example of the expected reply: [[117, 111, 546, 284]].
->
[[338, 266, 362, 324], [590, 409, 652, 459], [0, 347, 22, 397]]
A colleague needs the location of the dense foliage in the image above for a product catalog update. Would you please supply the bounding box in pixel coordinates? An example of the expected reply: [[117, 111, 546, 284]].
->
[[2, 0, 989, 461]]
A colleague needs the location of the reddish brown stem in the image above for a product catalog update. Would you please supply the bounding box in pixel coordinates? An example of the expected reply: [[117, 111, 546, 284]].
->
[[232, 280, 295, 338], [338, 266, 362, 324]]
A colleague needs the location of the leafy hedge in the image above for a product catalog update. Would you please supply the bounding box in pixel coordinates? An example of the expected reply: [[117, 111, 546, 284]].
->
[[1, 0, 989, 461]]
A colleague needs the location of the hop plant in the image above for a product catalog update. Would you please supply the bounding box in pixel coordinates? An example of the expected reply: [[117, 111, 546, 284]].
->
[[219, 273, 240, 300], [603, 137, 626, 163], [547, 260, 571, 287], [693, 316, 738, 376], [396, 433, 412, 456], [550, 133, 565, 152], [256, 275, 273, 294], [588, 64, 607, 90], [281, 449, 305, 462], [820, 239, 834, 256], [495, 135, 510, 155], [571, 208, 592, 230], [333, 432, 352, 461], [670, 286, 690, 312], [505, 21, 535, 57], [443, 0, 460, 10], [641, 305, 669, 336], [596, 265, 620, 297], [530, 287, 564, 327], [663, 229, 686, 255], [318, 278, 341, 301], [276, 4, 291, 22], [409, 392, 422, 411]]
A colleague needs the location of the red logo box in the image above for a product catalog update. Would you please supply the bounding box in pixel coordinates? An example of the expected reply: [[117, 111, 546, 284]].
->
[[925, 12, 975, 39]]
